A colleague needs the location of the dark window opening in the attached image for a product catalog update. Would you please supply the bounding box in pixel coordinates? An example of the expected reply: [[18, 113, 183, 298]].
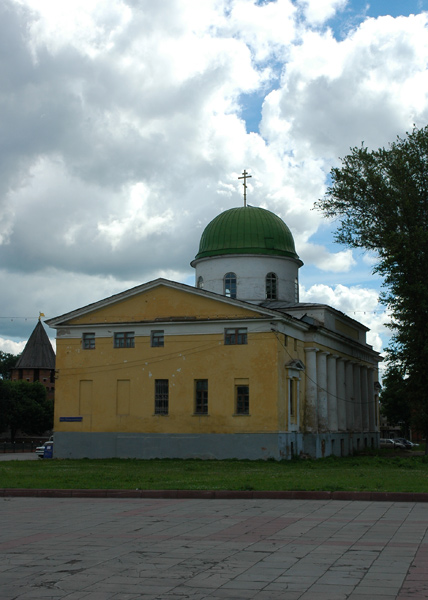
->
[[195, 379, 208, 414], [236, 385, 249, 415], [155, 379, 169, 415]]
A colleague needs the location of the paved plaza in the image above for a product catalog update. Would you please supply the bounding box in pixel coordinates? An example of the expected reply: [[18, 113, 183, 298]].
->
[[1, 497, 428, 599]]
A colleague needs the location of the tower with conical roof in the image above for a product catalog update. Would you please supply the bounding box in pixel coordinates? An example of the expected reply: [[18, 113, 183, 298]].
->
[[10, 320, 56, 401], [191, 205, 303, 304]]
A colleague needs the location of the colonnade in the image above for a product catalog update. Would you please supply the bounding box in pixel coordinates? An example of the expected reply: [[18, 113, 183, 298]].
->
[[304, 347, 378, 433]]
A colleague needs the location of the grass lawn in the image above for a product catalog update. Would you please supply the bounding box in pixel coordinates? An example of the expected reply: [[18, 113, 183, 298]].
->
[[1, 452, 428, 492]]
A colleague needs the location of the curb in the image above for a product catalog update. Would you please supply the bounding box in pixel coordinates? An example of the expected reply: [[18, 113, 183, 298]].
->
[[1, 489, 428, 501]]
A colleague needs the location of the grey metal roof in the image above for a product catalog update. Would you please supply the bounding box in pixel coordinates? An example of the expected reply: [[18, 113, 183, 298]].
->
[[14, 321, 55, 370]]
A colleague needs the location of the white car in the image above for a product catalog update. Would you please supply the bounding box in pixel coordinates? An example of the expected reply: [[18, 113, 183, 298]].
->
[[395, 437, 419, 449], [379, 438, 406, 449], [35, 440, 53, 458]]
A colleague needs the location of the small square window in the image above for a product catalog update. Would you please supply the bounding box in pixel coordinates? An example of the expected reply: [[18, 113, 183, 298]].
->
[[224, 328, 247, 345], [236, 385, 249, 415], [151, 330, 164, 347], [114, 332, 135, 348], [155, 379, 169, 415], [195, 379, 208, 415], [83, 333, 95, 350]]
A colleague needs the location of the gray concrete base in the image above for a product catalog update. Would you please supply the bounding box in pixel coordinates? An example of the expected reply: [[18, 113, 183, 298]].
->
[[53, 431, 380, 460]]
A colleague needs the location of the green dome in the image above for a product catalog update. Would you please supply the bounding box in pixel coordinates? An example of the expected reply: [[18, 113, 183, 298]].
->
[[194, 206, 299, 261]]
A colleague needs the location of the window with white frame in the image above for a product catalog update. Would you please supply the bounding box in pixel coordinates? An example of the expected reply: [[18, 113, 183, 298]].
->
[[224, 272, 237, 298], [266, 272, 278, 300]]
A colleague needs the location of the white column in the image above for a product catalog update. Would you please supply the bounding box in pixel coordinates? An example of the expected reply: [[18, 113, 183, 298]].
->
[[353, 364, 362, 431], [345, 361, 354, 430], [367, 368, 376, 431], [336, 358, 347, 431], [304, 348, 318, 432], [327, 354, 338, 431], [296, 377, 301, 430], [287, 375, 293, 430], [360, 366, 369, 431], [317, 351, 329, 432]]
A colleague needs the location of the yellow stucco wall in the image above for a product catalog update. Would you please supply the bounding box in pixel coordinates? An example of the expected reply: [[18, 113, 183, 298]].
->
[[54, 330, 283, 434], [54, 287, 294, 435]]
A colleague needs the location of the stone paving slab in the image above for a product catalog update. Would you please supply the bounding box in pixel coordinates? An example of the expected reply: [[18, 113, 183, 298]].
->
[[1, 497, 428, 598]]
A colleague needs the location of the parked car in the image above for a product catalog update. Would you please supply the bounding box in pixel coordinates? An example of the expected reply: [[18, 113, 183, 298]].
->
[[35, 439, 53, 458], [395, 438, 419, 449], [379, 438, 406, 449]]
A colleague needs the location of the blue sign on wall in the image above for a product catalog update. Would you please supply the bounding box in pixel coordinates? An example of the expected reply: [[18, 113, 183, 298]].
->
[[59, 417, 83, 422]]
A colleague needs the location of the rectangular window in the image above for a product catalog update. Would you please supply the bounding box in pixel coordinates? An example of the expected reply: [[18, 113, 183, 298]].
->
[[114, 332, 135, 348], [83, 332, 95, 349], [195, 379, 208, 415], [151, 330, 164, 347], [236, 385, 249, 415], [155, 379, 169, 415], [224, 327, 247, 345]]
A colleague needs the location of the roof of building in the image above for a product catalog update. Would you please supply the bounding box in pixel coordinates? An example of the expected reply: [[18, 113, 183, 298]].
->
[[14, 320, 55, 370], [193, 205, 300, 261]]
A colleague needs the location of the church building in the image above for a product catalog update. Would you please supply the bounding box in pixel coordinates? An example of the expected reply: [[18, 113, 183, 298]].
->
[[47, 186, 381, 459]]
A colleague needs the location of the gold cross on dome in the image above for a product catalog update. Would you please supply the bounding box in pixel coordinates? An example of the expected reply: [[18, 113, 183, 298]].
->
[[238, 169, 252, 207]]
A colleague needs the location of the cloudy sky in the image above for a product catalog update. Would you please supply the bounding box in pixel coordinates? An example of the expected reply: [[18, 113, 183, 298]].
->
[[2, 0, 428, 363]]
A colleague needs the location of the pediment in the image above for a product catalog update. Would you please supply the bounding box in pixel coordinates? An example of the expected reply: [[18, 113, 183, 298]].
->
[[286, 359, 305, 371], [47, 278, 277, 327]]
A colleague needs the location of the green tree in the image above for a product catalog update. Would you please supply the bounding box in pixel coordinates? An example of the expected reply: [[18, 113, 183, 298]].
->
[[0, 379, 53, 442], [0, 351, 20, 379], [315, 125, 428, 446], [380, 365, 411, 436]]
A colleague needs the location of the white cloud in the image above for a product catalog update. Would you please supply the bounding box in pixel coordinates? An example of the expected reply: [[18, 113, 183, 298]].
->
[[300, 283, 388, 353], [261, 13, 428, 161], [296, 0, 348, 26], [0, 337, 26, 355], [1, 0, 427, 357], [226, 0, 298, 63], [299, 244, 356, 272]]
